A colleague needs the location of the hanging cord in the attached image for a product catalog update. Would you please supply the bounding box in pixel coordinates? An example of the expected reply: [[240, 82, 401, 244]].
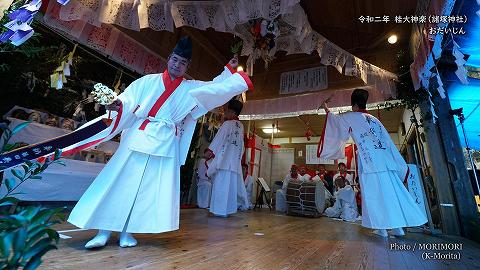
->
[[36, 21, 140, 81]]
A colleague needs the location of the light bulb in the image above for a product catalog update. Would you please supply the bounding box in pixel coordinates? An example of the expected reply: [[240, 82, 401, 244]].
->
[[388, 35, 398, 44]]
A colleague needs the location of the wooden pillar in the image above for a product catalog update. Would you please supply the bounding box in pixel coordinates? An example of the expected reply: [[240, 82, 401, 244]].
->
[[432, 90, 480, 241], [419, 99, 461, 235]]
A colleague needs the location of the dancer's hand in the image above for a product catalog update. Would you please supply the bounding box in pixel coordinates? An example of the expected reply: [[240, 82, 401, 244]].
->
[[318, 95, 333, 113], [105, 99, 122, 112], [228, 55, 239, 69]]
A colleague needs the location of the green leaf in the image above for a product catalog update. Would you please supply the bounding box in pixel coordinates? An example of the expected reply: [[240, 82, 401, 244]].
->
[[3, 143, 15, 152], [0, 216, 22, 229], [24, 245, 57, 270], [31, 209, 56, 226], [30, 176, 42, 180], [22, 237, 51, 261], [9, 214, 28, 225], [21, 164, 29, 174], [54, 160, 66, 166], [11, 169, 24, 180], [11, 121, 31, 135], [33, 165, 42, 175], [45, 229, 59, 243], [12, 228, 27, 254], [0, 232, 13, 259], [22, 206, 40, 220], [0, 196, 19, 205], [39, 162, 49, 172], [2, 129, 12, 143], [53, 149, 62, 160], [4, 178, 16, 192], [7, 192, 25, 196], [0, 201, 15, 207]]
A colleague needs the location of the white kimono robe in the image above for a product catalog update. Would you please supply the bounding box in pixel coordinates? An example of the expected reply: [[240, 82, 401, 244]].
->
[[298, 174, 311, 182], [66, 67, 252, 233], [318, 111, 427, 229], [196, 158, 211, 209], [324, 185, 358, 222], [207, 120, 248, 215]]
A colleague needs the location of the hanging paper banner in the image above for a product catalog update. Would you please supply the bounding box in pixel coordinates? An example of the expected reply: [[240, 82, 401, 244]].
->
[[306, 144, 334, 164], [111, 34, 145, 71], [407, 164, 429, 219], [320, 41, 347, 73], [279, 66, 327, 95], [140, 52, 165, 74]]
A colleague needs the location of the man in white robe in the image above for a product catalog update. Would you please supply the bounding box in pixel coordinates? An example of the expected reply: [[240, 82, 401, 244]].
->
[[207, 99, 248, 217], [298, 166, 311, 182], [333, 162, 354, 187], [276, 164, 299, 212], [196, 151, 211, 209], [65, 36, 253, 248], [318, 89, 427, 237], [324, 176, 358, 222]]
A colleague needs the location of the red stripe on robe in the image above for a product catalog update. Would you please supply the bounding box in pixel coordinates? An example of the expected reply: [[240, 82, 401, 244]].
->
[[139, 70, 183, 130]]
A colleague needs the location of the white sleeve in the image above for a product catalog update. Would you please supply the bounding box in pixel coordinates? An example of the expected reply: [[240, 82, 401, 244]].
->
[[381, 122, 409, 181], [117, 76, 146, 114], [317, 112, 350, 160], [189, 65, 236, 88], [206, 124, 229, 177], [189, 72, 252, 117]]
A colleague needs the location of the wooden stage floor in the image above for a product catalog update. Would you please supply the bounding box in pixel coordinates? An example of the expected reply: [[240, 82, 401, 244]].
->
[[42, 209, 480, 270]]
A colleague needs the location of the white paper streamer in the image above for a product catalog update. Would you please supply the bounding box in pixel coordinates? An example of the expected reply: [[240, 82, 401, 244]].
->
[[452, 39, 469, 85], [436, 75, 446, 98]]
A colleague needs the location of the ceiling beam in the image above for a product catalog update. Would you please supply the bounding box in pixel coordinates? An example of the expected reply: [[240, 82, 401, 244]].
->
[[181, 27, 228, 67]]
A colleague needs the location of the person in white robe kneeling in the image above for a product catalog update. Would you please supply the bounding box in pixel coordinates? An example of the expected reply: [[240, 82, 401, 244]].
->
[[197, 151, 212, 209], [318, 89, 427, 237], [66, 37, 253, 249], [207, 99, 248, 217], [324, 176, 358, 222]]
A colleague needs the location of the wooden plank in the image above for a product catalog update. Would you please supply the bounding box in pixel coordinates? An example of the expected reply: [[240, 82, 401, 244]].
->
[[40, 209, 480, 270]]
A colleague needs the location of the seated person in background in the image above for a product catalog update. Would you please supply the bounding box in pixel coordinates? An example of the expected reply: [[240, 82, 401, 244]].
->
[[282, 164, 299, 190], [311, 170, 321, 182], [237, 162, 252, 211], [324, 176, 358, 222], [311, 169, 333, 203], [333, 162, 354, 188], [242, 163, 254, 209], [318, 164, 334, 194], [276, 164, 299, 212], [197, 150, 212, 209], [298, 166, 311, 182]]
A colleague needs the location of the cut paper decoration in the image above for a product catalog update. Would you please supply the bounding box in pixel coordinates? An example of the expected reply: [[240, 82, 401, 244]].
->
[[0, 0, 41, 46]]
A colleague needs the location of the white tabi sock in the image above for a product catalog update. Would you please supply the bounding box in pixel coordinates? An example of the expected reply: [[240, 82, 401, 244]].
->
[[119, 232, 137, 248], [85, 230, 111, 249]]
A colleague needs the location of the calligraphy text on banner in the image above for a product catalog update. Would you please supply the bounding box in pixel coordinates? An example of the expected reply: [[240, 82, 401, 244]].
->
[[280, 66, 328, 95]]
